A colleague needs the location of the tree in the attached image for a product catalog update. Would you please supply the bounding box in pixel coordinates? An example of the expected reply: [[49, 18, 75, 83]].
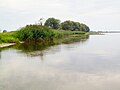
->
[[44, 18, 61, 29], [80, 24, 90, 32], [3, 30, 7, 33], [61, 20, 74, 30], [61, 20, 90, 32], [72, 22, 81, 31]]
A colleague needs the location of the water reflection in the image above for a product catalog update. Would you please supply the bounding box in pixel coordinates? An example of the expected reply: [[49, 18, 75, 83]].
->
[[12, 35, 89, 58], [2, 34, 120, 90], [0, 35, 90, 90]]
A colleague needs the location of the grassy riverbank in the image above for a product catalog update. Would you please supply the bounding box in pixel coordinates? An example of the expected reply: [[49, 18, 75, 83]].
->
[[0, 31, 19, 43], [0, 26, 88, 43], [0, 25, 90, 48]]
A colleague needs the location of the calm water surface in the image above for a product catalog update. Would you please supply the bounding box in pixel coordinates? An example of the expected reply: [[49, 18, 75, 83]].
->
[[0, 34, 120, 90]]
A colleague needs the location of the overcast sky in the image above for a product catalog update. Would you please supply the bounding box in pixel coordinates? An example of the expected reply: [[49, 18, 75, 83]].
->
[[0, 0, 120, 31]]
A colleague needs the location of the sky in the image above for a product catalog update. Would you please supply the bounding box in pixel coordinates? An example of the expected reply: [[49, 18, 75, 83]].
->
[[0, 0, 120, 31]]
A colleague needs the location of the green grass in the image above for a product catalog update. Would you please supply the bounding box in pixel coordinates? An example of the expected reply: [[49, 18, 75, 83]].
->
[[16, 25, 88, 42], [53, 30, 86, 38], [0, 25, 88, 44], [0, 32, 19, 43]]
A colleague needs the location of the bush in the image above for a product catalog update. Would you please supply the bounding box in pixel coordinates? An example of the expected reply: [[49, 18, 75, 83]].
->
[[17, 25, 55, 41]]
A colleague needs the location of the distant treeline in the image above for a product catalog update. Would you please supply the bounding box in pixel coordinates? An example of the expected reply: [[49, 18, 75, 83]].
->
[[44, 18, 90, 32], [97, 31, 120, 33]]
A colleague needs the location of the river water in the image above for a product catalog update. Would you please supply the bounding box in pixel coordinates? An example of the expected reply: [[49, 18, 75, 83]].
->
[[0, 33, 120, 90]]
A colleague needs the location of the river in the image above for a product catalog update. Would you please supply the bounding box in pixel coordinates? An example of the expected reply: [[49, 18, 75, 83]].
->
[[0, 33, 120, 90]]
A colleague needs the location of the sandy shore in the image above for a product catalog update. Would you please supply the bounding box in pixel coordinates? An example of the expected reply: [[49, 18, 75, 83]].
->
[[0, 43, 16, 48]]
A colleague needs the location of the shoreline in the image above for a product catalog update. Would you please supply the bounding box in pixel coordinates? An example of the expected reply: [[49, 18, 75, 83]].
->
[[0, 43, 16, 48], [0, 33, 99, 48]]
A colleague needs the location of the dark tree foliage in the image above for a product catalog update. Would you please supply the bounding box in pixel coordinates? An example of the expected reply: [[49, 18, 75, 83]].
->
[[3, 30, 7, 33], [61, 20, 74, 31], [44, 18, 90, 32], [80, 24, 90, 32], [44, 18, 61, 29], [72, 22, 81, 31], [61, 20, 90, 32]]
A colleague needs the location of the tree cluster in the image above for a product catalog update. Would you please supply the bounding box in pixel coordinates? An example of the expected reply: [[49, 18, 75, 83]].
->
[[44, 18, 90, 32]]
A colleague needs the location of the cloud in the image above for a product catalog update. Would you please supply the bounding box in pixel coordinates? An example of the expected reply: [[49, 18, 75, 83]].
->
[[0, 0, 120, 31], [0, 0, 68, 11]]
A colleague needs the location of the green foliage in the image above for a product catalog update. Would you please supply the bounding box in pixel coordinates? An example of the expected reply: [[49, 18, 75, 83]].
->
[[80, 24, 90, 32], [52, 30, 86, 38], [0, 32, 19, 43], [72, 22, 81, 31], [0, 25, 87, 44], [17, 24, 86, 42], [61, 20, 90, 32], [44, 18, 61, 29], [61, 20, 74, 31], [0, 17, 90, 44], [17, 25, 55, 41]]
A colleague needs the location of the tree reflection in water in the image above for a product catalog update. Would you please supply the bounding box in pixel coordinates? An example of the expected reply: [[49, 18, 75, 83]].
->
[[13, 35, 89, 58], [0, 35, 89, 60]]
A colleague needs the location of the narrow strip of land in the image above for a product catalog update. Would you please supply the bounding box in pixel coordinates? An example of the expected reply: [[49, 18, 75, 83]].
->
[[0, 43, 16, 48]]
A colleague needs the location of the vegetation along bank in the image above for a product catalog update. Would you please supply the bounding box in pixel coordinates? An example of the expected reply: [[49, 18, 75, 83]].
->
[[0, 17, 90, 47]]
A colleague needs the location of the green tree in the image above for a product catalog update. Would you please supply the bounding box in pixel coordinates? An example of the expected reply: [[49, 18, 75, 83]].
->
[[61, 20, 90, 32], [44, 18, 61, 29], [72, 22, 81, 31], [80, 24, 90, 32], [61, 20, 74, 30]]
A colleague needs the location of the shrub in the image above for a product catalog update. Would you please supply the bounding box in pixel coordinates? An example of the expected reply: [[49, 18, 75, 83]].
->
[[17, 25, 55, 41]]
